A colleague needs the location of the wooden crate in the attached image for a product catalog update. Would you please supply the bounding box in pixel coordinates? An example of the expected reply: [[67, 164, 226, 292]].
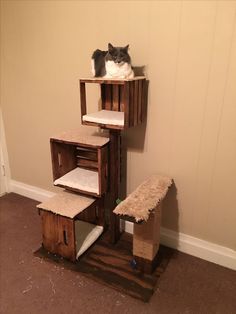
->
[[37, 191, 105, 262], [80, 77, 148, 130], [40, 210, 76, 261], [50, 130, 109, 197]]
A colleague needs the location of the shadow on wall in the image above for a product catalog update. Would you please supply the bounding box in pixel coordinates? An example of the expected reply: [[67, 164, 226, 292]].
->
[[161, 181, 179, 248], [124, 79, 149, 153]]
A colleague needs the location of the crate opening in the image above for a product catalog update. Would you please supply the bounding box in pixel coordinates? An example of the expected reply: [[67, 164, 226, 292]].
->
[[54, 167, 99, 195], [75, 220, 104, 259], [82, 109, 124, 127]]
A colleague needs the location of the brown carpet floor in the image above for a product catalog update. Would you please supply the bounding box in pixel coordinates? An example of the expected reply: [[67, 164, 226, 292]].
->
[[0, 193, 235, 314]]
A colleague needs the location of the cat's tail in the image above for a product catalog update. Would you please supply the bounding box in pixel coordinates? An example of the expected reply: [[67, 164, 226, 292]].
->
[[92, 49, 106, 60], [91, 49, 107, 77]]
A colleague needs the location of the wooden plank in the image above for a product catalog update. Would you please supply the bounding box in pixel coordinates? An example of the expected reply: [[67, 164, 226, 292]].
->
[[80, 78, 125, 84], [57, 215, 76, 262], [101, 84, 106, 110], [141, 79, 148, 122], [77, 158, 98, 169], [80, 82, 87, 117], [80, 76, 145, 83], [50, 141, 77, 181], [133, 80, 139, 126], [129, 81, 134, 127], [75, 201, 97, 225], [112, 85, 119, 111], [123, 82, 130, 128], [108, 131, 121, 243], [40, 210, 76, 262], [119, 85, 125, 112], [78, 196, 105, 227], [40, 210, 58, 254], [34, 231, 173, 302], [104, 85, 112, 110], [82, 120, 124, 130], [98, 146, 108, 195], [76, 147, 98, 161], [138, 79, 143, 124], [133, 254, 160, 275]]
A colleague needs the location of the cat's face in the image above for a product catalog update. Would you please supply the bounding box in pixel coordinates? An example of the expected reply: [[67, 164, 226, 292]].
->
[[106, 43, 131, 64]]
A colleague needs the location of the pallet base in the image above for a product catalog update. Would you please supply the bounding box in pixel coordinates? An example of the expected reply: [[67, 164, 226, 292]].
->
[[34, 232, 173, 302]]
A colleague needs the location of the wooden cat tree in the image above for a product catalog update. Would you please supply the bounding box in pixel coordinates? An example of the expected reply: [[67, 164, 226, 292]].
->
[[36, 76, 172, 300]]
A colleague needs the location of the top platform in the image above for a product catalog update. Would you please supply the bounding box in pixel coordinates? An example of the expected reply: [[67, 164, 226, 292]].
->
[[80, 76, 146, 84]]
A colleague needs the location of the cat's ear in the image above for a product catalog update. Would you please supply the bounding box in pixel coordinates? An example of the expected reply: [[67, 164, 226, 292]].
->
[[124, 45, 129, 52], [108, 43, 114, 51]]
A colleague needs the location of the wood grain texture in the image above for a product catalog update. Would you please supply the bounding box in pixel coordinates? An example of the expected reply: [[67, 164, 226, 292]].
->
[[133, 80, 139, 126], [40, 210, 76, 262], [34, 232, 173, 302], [108, 131, 121, 243], [112, 85, 119, 111], [129, 81, 134, 127], [50, 141, 77, 181], [98, 146, 108, 195], [80, 82, 87, 117], [123, 82, 130, 128], [82, 120, 124, 130]]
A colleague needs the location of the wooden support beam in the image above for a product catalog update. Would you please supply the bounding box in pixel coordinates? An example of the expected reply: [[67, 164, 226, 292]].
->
[[108, 130, 121, 243]]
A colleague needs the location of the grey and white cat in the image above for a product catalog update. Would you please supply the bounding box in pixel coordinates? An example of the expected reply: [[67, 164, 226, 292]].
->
[[91, 43, 134, 79]]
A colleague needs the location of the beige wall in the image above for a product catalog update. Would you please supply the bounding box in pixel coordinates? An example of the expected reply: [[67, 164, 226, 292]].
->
[[1, 0, 236, 250]]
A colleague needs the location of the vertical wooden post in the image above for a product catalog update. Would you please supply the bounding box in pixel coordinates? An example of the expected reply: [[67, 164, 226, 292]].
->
[[124, 82, 130, 128], [108, 130, 121, 243], [80, 82, 87, 117]]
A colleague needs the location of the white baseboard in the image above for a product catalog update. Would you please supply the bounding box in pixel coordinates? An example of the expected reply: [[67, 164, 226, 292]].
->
[[9, 180, 55, 202], [9, 179, 236, 271], [125, 222, 236, 271]]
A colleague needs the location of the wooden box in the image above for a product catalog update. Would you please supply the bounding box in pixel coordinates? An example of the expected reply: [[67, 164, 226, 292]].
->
[[80, 77, 148, 130], [50, 130, 109, 197], [37, 191, 105, 262]]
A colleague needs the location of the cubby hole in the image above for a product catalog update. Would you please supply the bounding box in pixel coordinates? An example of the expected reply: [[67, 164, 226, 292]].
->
[[50, 137, 109, 197], [80, 77, 147, 130], [38, 191, 105, 262]]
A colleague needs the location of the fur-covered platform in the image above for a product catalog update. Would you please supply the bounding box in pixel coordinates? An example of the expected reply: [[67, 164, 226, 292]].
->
[[34, 232, 173, 302], [114, 175, 172, 222]]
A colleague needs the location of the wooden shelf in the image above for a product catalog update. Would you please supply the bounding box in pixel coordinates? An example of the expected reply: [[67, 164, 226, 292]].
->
[[80, 77, 148, 130], [82, 110, 124, 129], [54, 167, 99, 196], [80, 76, 146, 84], [50, 132, 109, 197], [37, 190, 95, 218], [50, 129, 109, 148], [38, 191, 105, 262]]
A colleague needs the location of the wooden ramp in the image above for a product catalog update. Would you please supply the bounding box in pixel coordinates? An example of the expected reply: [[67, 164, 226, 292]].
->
[[34, 232, 173, 302]]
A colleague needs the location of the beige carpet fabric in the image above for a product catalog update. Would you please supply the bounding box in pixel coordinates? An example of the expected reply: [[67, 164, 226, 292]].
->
[[37, 191, 95, 218], [113, 175, 172, 222], [50, 129, 109, 147]]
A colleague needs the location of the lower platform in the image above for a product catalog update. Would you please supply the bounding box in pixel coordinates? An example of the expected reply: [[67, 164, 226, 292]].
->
[[34, 232, 173, 302]]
